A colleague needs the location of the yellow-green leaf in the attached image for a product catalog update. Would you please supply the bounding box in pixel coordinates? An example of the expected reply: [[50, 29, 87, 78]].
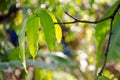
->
[[49, 12, 62, 43], [18, 18, 27, 72], [39, 30, 45, 46], [26, 15, 40, 59], [37, 9, 56, 51], [55, 25, 62, 43]]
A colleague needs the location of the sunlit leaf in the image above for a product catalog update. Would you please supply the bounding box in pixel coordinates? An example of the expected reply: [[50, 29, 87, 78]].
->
[[46, 70, 52, 80], [49, 12, 62, 43], [26, 15, 40, 59], [18, 18, 27, 72], [35, 68, 52, 80], [37, 9, 56, 51], [55, 25, 62, 43], [39, 30, 45, 46]]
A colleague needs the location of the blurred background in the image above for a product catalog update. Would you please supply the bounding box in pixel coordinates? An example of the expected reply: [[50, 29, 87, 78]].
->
[[0, 0, 120, 80]]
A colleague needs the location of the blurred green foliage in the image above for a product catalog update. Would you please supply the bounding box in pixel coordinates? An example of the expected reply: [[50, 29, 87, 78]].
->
[[0, 0, 120, 80]]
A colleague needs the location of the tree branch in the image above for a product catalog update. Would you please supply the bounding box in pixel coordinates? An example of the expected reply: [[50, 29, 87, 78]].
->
[[54, 2, 120, 79], [54, 11, 111, 24], [64, 11, 78, 20], [98, 3, 120, 77]]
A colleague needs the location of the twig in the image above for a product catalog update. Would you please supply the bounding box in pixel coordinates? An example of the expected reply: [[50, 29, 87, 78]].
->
[[54, 2, 120, 79], [98, 3, 120, 77], [54, 12, 111, 24], [54, 16, 110, 24], [97, 16, 113, 77], [64, 11, 78, 20]]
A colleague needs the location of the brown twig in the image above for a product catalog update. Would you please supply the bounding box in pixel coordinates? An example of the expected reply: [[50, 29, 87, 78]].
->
[[54, 12, 111, 24], [64, 11, 78, 20], [98, 3, 120, 77], [54, 2, 120, 79], [54, 16, 111, 24]]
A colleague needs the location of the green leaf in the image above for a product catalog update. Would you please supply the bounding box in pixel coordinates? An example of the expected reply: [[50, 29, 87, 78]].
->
[[26, 15, 40, 59], [39, 30, 45, 46], [95, 1, 120, 67], [37, 9, 56, 51], [108, 18, 120, 60], [48, 12, 62, 43], [18, 18, 27, 72], [35, 68, 52, 80], [8, 47, 20, 60], [95, 1, 120, 49]]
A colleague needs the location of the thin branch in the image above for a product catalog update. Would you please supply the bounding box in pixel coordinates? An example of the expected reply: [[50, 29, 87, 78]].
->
[[98, 16, 114, 76], [64, 11, 78, 20], [54, 3, 120, 25], [54, 2, 120, 79], [54, 14, 111, 24], [98, 3, 120, 77]]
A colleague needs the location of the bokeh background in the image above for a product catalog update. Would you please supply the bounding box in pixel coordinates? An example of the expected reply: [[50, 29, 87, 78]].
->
[[0, 0, 120, 80]]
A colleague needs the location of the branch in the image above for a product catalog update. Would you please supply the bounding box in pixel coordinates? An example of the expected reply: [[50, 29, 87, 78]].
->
[[64, 11, 78, 20], [54, 11, 111, 24], [98, 3, 120, 77], [54, 2, 120, 79]]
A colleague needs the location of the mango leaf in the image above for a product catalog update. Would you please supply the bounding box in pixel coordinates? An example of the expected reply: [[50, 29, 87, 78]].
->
[[26, 15, 40, 59], [95, 1, 120, 67], [37, 9, 56, 51], [49, 12, 62, 43], [18, 18, 27, 72]]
